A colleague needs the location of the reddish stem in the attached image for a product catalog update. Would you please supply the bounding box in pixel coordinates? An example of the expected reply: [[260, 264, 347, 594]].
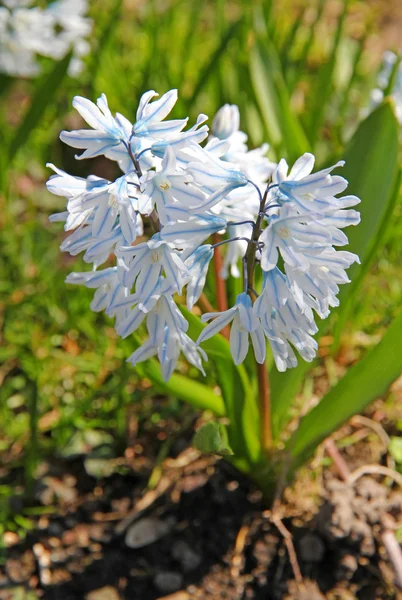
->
[[198, 293, 215, 314], [211, 233, 229, 340]]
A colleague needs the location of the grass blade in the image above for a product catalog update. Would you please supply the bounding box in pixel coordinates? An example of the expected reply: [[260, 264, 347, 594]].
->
[[188, 19, 242, 108], [9, 52, 72, 162], [249, 38, 310, 160], [307, 0, 349, 145]]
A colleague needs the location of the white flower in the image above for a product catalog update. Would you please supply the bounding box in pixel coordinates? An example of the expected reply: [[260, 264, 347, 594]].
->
[[133, 89, 188, 140], [116, 234, 189, 297], [65, 267, 133, 327], [255, 269, 318, 371], [160, 213, 227, 250], [197, 293, 266, 365], [124, 294, 207, 381], [151, 114, 209, 158], [271, 153, 349, 213], [138, 146, 205, 224], [185, 245, 214, 309], [49, 89, 361, 380], [60, 94, 132, 161], [259, 207, 332, 272], [187, 149, 248, 212], [285, 248, 360, 318], [60, 220, 124, 267], [47, 164, 141, 244], [0, 0, 92, 78]]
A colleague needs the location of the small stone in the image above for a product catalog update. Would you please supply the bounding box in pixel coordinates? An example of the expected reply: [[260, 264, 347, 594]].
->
[[4, 532, 19, 547], [6, 551, 35, 583], [62, 529, 77, 546], [86, 586, 120, 600], [39, 567, 52, 586], [125, 517, 171, 549], [47, 521, 63, 537], [153, 571, 183, 594], [51, 548, 68, 564], [172, 540, 201, 572], [299, 533, 325, 563]]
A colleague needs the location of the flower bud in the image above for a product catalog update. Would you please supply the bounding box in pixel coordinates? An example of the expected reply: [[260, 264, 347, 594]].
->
[[212, 104, 240, 140]]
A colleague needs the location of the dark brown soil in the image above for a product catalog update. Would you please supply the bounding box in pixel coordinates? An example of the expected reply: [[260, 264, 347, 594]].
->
[[1, 427, 402, 600]]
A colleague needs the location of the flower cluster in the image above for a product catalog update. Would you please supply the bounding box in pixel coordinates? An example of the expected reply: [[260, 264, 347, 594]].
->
[[0, 0, 92, 78], [366, 50, 402, 123], [48, 90, 360, 379]]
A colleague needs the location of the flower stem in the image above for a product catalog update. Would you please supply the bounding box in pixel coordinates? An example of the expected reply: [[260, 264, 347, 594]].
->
[[244, 181, 273, 451], [211, 233, 230, 340]]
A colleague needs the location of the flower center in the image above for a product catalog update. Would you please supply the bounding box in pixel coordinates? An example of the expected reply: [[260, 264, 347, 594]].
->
[[154, 176, 171, 192], [278, 226, 290, 239]]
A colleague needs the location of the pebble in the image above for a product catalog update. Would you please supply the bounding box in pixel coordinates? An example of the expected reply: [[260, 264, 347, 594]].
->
[[153, 571, 183, 594], [172, 540, 201, 572], [125, 517, 171, 549], [299, 532, 325, 562], [4, 532, 19, 547]]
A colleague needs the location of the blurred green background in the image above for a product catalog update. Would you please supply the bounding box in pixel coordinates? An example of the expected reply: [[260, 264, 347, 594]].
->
[[1, 0, 402, 541]]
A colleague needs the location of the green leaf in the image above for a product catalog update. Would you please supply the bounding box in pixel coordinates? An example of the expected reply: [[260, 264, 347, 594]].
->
[[287, 308, 402, 468], [89, 0, 123, 97], [290, 0, 325, 91], [193, 421, 233, 456], [136, 356, 225, 417], [9, 52, 72, 162], [188, 19, 242, 108], [249, 38, 310, 160], [307, 0, 349, 144], [270, 360, 311, 441], [333, 100, 401, 345], [180, 306, 260, 463]]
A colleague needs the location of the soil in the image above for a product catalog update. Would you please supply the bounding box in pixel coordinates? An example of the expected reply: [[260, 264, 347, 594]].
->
[[1, 413, 402, 600]]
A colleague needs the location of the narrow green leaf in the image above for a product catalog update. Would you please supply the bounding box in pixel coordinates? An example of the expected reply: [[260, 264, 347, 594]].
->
[[270, 360, 311, 441], [178, 0, 203, 86], [279, 7, 307, 76], [291, 0, 325, 91], [288, 308, 402, 467], [136, 357, 226, 417], [89, 0, 123, 97], [9, 52, 72, 162], [384, 55, 402, 97], [188, 19, 242, 107], [307, 0, 349, 144], [249, 39, 310, 160]]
